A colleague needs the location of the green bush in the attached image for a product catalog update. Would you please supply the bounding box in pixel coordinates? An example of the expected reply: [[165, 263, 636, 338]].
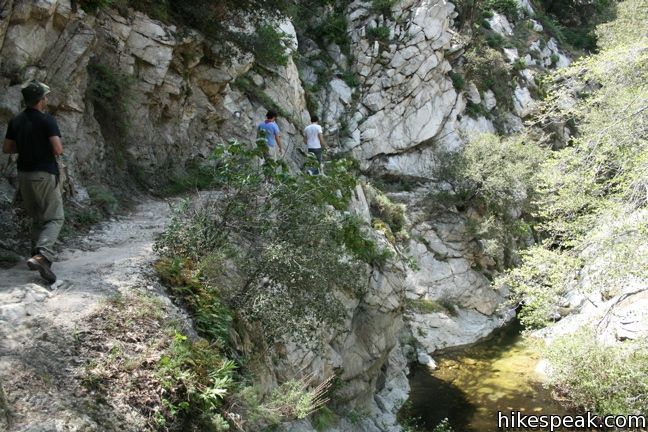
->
[[430, 134, 547, 268], [485, 32, 506, 49], [546, 328, 648, 414], [366, 184, 407, 234], [367, 26, 391, 42], [463, 45, 513, 109], [483, 0, 519, 20], [87, 185, 119, 214], [232, 75, 291, 120], [158, 332, 236, 429], [78, 0, 113, 12], [449, 71, 465, 90], [496, 247, 581, 329], [162, 159, 220, 196], [537, 0, 616, 51], [233, 25, 292, 67], [304, 9, 350, 54], [509, 0, 648, 332], [155, 140, 387, 345], [433, 418, 456, 432], [371, 0, 396, 15], [87, 62, 133, 144]]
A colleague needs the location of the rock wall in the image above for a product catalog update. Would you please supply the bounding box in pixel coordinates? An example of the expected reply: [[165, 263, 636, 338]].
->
[[0, 0, 571, 429], [0, 0, 310, 197]]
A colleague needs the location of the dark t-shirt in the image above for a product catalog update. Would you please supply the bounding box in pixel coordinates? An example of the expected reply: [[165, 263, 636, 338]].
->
[[5, 108, 61, 175]]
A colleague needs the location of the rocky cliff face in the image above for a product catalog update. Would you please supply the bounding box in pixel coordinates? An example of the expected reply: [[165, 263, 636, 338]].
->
[[0, 0, 568, 429]]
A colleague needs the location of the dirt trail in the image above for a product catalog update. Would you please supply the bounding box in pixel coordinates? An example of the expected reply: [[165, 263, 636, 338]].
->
[[0, 199, 172, 431]]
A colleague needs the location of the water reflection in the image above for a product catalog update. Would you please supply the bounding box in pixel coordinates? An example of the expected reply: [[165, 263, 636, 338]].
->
[[405, 321, 568, 431]]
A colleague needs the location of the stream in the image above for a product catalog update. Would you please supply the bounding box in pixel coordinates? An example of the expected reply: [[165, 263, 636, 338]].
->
[[405, 321, 568, 431]]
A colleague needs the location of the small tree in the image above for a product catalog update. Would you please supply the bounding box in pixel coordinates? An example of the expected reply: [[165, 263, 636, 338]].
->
[[155, 140, 387, 346]]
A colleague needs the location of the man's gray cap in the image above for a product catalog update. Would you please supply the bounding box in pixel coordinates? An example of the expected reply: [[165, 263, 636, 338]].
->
[[21, 80, 51, 106]]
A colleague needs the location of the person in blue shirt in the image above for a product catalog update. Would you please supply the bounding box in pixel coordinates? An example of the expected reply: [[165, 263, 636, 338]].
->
[[257, 110, 283, 160]]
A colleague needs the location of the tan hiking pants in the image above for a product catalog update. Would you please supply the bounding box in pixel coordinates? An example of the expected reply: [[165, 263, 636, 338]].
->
[[18, 171, 64, 262]]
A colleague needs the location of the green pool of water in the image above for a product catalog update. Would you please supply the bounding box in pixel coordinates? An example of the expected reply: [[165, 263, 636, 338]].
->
[[405, 321, 568, 431]]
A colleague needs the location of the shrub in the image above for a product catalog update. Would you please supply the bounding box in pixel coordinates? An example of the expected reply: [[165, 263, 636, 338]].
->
[[483, 0, 519, 20], [87, 62, 133, 159], [506, 0, 648, 332], [407, 298, 454, 315], [496, 246, 581, 329], [233, 376, 334, 429], [546, 328, 648, 414], [449, 71, 465, 90], [463, 45, 513, 109], [304, 10, 350, 53], [366, 184, 407, 234], [367, 26, 391, 42], [154, 140, 387, 346], [371, 0, 396, 15], [433, 418, 456, 432], [78, 0, 112, 12], [233, 25, 293, 67], [430, 134, 547, 267], [536, 0, 616, 51], [157, 333, 236, 428], [232, 75, 291, 120], [512, 57, 526, 71], [485, 32, 506, 49], [87, 185, 119, 214], [162, 159, 220, 196]]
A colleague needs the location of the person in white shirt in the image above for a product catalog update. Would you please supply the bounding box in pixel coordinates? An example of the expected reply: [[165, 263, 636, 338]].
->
[[304, 115, 325, 173]]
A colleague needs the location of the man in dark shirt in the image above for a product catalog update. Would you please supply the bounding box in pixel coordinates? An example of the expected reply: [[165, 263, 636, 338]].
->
[[3, 80, 64, 283]]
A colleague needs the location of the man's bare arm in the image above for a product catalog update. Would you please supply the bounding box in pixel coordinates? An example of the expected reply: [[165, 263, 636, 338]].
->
[[49, 136, 63, 156], [276, 133, 283, 152], [3, 139, 16, 154], [318, 133, 326, 149]]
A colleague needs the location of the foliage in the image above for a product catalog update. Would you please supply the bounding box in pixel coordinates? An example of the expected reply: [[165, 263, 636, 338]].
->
[[407, 298, 456, 316], [157, 332, 236, 430], [87, 185, 119, 214], [162, 159, 221, 196], [155, 257, 232, 344], [155, 140, 387, 345], [309, 12, 349, 48], [484, 32, 506, 49], [496, 246, 581, 329], [232, 25, 293, 67], [535, 0, 648, 249], [430, 134, 547, 267], [536, 0, 617, 51], [371, 0, 396, 15], [233, 376, 333, 429], [87, 62, 133, 144], [432, 418, 456, 432], [483, 0, 519, 21], [367, 26, 391, 43], [78, 0, 112, 13], [366, 184, 407, 234], [312, 406, 337, 431], [463, 45, 513, 109], [448, 71, 465, 91], [484, 1, 647, 316], [546, 328, 648, 414]]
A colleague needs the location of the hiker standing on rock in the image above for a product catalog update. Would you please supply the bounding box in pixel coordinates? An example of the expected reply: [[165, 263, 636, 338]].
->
[[257, 110, 284, 160], [304, 115, 325, 174], [3, 80, 64, 283]]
